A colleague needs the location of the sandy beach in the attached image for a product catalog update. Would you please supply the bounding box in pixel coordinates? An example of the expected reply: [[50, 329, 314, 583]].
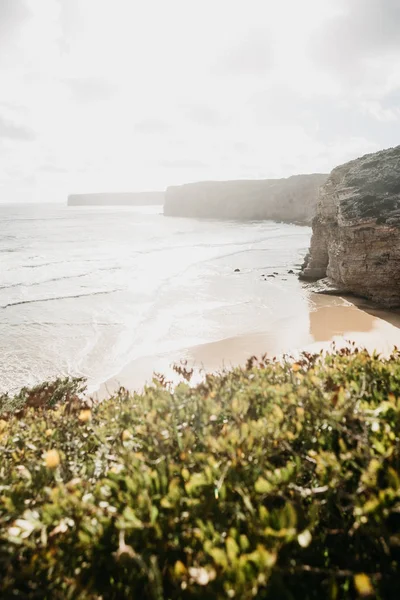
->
[[96, 292, 400, 399]]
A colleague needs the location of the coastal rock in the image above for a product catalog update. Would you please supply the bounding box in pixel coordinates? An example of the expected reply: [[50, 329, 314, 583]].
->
[[300, 145, 400, 307], [303, 278, 350, 296], [164, 174, 328, 225]]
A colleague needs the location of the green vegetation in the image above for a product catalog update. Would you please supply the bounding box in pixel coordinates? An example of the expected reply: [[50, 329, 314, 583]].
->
[[1, 348, 400, 599]]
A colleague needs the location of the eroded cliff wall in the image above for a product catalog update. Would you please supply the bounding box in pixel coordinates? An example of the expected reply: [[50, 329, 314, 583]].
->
[[164, 174, 328, 224], [301, 145, 400, 307]]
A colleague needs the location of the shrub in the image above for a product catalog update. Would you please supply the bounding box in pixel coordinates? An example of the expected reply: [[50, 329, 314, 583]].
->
[[0, 376, 87, 417], [1, 348, 400, 598]]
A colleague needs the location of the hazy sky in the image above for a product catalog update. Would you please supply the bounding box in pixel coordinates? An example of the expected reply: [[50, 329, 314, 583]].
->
[[1, 0, 399, 202]]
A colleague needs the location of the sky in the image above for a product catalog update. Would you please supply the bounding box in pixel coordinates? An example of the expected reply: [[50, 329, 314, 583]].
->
[[0, 0, 400, 203]]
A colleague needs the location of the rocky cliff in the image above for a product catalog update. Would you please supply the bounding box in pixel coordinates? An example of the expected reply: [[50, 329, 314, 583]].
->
[[164, 174, 328, 224], [301, 145, 400, 307]]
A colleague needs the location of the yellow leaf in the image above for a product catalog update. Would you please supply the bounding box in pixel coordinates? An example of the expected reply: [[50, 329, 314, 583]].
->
[[78, 409, 92, 423], [160, 497, 173, 509], [256, 544, 277, 568], [354, 573, 374, 597], [247, 544, 277, 568], [181, 468, 190, 481], [45, 449, 60, 469], [272, 404, 284, 422], [174, 560, 187, 577], [122, 429, 132, 441]]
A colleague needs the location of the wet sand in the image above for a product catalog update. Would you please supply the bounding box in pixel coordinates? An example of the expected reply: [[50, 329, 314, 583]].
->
[[95, 292, 400, 400]]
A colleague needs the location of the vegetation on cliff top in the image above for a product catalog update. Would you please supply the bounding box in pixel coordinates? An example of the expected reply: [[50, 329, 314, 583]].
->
[[1, 348, 400, 599]]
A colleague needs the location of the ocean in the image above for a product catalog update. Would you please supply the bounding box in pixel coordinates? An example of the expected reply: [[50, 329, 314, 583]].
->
[[0, 203, 313, 395]]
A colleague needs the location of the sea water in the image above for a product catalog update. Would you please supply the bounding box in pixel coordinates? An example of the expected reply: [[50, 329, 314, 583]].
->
[[0, 203, 312, 394]]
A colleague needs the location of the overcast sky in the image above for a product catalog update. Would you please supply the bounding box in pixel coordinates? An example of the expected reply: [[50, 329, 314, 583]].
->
[[1, 0, 399, 203]]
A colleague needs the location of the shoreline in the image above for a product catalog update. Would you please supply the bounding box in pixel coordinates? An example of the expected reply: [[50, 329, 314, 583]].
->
[[94, 293, 400, 400]]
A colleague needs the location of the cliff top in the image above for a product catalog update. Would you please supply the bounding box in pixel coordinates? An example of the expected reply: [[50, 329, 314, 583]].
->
[[323, 145, 400, 225], [167, 173, 328, 191]]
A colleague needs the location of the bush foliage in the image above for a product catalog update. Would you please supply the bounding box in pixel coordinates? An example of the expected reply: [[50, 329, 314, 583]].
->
[[0, 376, 86, 416], [1, 348, 400, 599]]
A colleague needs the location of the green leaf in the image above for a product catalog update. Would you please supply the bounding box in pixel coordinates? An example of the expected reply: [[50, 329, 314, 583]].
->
[[226, 536, 239, 563], [209, 547, 228, 568], [254, 477, 272, 494]]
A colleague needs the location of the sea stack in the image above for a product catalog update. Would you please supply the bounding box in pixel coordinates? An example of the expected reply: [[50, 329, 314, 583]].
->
[[300, 145, 400, 307]]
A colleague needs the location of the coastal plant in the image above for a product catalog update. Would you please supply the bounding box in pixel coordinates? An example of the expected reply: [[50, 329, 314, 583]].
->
[[0, 376, 87, 417], [0, 348, 400, 598]]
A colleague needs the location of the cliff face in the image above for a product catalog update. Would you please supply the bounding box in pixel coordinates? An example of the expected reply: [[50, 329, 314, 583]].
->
[[68, 192, 164, 206], [164, 174, 328, 224], [301, 145, 400, 307]]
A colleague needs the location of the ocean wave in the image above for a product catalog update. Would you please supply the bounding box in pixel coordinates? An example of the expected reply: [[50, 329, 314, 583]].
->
[[0, 321, 122, 327], [0, 267, 122, 291], [2, 289, 122, 309], [22, 258, 102, 269]]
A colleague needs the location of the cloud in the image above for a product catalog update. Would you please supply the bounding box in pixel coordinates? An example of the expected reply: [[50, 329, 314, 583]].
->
[[0, 0, 399, 201], [311, 0, 400, 87], [65, 78, 117, 103], [381, 89, 400, 114], [37, 164, 68, 173], [246, 81, 400, 161], [186, 106, 226, 127], [133, 119, 169, 135], [160, 159, 207, 169], [0, 0, 31, 41], [216, 28, 272, 76], [0, 115, 35, 141]]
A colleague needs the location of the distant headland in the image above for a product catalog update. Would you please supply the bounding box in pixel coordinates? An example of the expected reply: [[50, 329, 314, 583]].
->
[[67, 192, 165, 206], [67, 174, 329, 225], [163, 174, 328, 225]]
